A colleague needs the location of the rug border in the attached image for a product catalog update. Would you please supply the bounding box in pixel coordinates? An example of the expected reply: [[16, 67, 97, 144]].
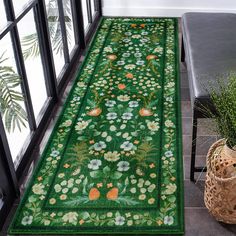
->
[[8, 17, 184, 235]]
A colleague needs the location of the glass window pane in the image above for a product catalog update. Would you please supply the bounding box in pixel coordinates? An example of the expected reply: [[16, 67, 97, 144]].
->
[[12, 0, 32, 16], [44, 0, 65, 77], [0, 34, 30, 163], [63, 0, 75, 54], [18, 10, 48, 120], [82, 0, 89, 30], [0, 0, 7, 31], [91, 0, 95, 18]]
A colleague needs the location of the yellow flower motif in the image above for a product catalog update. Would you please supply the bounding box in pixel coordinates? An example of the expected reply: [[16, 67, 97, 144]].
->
[[148, 198, 155, 204], [104, 151, 120, 162], [60, 194, 67, 200], [156, 219, 163, 225], [49, 198, 56, 205]]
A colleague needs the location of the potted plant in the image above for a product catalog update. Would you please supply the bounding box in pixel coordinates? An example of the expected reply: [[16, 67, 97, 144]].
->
[[201, 74, 236, 224]]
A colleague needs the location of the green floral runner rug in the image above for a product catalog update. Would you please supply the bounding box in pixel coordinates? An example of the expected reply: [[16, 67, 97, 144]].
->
[[9, 18, 184, 235]]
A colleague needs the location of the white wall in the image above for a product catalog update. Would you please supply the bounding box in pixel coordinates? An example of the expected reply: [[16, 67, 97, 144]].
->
[[102, 0, 236, 17]]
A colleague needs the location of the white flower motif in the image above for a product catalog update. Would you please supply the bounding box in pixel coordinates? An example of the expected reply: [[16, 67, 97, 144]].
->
[[117, 61, 125, 65], [136, 60, 145, 65], [123, 38, 130, 43], [140, 38, 148, 43], [134, 52, 142, 57], [51, 150, 59, 157], [165, 183, 177, 195], [164, 216, 174, 225], [125, 32, 132, 36], [141, 31, 148, 35], [166, 82, 175, 88], [115, 216, 125, 226], [104, 46, 113, 52], [117, 161, 130, 171], [88, 159, 102, 170], [106, 112, 118, 120], [75, 121, 89, 131], [94, 141, 107, 151], [124, 64, 136, 70], [104, 151, 120, 162], [165, 120, 174, 127], [117, 95, 130, 102], [165, 151, 173, 157], [77, 82, 85, 87], [105, 100, 116, 107], [122, 112, 133, 120], [120, 141, 134, 151], [128, 101, 139, 107], [21, 216, 33, 226], [32, 183, 45, 195], [154, 46, 163, 53], [62, 119, 72, 127], [54, 184, 62, 193], [62, 212, 78, 224], [123, 52, 130, 57], [147, 121, 159, 131]]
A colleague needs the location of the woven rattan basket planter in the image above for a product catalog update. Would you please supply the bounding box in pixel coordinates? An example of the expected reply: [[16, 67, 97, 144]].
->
[[205, 139, 236, 224]]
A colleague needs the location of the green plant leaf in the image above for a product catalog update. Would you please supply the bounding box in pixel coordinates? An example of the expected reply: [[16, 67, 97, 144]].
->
[[103, 166, 111, 174], [90, 170, 102, 178], [111, 171, 122, 180]]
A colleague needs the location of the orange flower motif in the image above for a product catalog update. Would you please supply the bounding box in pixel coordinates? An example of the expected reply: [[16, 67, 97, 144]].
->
[[37, 176, 43, 181], [87, 107, 102, 117], [97, 183, 103, 188], [107, 54, 117, 60], [126, 73, 134, 79], [63, 163, 70, 168], [106, 187, 119, 200], [89, 188, 100, 200], [149, 163, 155, 168], [146, 54, 157, 60], [134, 140, 139, 144], [131, 24, 137, 28], [79, 219, 85, 225], [139, 108, 153, 116], [118, 84, 126, 90], [89, 140, 95, 144], [107, 183, 113, 188], [140, 24, 145, 28]]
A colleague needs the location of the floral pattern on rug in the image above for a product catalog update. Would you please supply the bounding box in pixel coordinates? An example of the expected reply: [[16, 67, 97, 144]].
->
[[9, 18, 183, 235]]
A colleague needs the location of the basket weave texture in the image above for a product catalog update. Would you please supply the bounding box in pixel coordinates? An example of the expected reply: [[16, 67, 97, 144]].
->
[[205, 139, 236, 224]]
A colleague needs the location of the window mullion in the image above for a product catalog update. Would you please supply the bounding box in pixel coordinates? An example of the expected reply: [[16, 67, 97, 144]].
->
[[72, 0, 86, 49], [34, 2, 58, 100], [86, 0, 93, 23], [57, 0, 70, 63]]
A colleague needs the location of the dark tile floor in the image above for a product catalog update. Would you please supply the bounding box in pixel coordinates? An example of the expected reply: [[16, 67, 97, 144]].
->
[[1, 25, 236, 236]]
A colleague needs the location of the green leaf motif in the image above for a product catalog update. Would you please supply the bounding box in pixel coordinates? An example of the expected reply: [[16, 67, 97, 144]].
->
[[111, 171, 122, 180]]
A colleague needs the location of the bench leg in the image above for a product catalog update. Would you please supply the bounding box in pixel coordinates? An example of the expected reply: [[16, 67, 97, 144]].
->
[[181, 36, 185, 62], [190, 109, 198, 182]]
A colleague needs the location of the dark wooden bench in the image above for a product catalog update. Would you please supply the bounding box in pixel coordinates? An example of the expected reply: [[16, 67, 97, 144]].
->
[[181, 12, 236, 181]]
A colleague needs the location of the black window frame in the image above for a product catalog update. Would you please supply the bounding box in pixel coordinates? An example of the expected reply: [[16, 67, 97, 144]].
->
[[0, 0, 102, 228]]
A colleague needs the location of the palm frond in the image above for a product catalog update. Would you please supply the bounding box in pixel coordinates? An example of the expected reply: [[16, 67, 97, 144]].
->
[[21, 33, 40, 60], [0, 54, 28, 133]]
